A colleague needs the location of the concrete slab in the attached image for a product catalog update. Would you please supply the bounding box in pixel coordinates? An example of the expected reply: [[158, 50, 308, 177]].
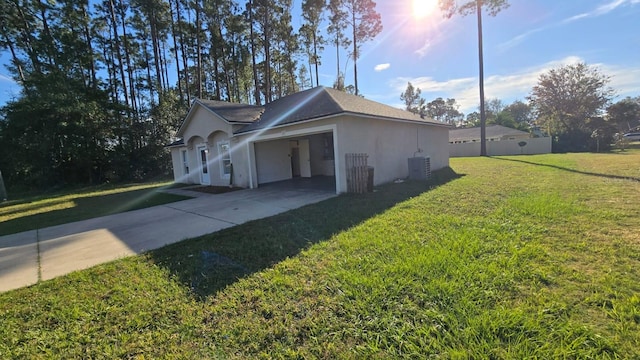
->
[[1, 184, 337, 293], [0, 230, 39, 292], [38, 206, 234, 280]]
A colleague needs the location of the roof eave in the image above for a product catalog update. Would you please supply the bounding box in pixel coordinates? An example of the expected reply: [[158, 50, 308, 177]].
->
[[176, 99, 240, 137], [234, 111, 450, 136]]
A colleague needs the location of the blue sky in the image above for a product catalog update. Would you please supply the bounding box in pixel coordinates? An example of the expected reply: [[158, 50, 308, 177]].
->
[[0, 0, 638, 115], [330, 0, 640, 113]]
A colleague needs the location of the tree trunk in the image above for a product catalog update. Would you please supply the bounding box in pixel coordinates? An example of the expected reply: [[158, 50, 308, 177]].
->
[[313, 32, 319, 87], [476, 0, 487, 156], [195, 2, 202, 98], [169, 0, 184, 105], [118, 0, 137, 114], [248, 0, 261, 105], [108, 0, 128, 106], [81, 4, 97, 89], [176, 0, 191, 103], [0, 29, 25, 82], [218, 24, 232, 102], [351, 9, 358, 96]]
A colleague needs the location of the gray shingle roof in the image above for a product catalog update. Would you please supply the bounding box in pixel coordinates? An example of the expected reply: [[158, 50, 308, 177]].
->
[[449, 125, 530, 142], [176, 87, 448, 139], [235, 86, 446, 133], [197, 99, 264, 123]]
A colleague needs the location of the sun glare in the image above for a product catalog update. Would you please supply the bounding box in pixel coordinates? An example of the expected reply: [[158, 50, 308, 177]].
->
[[412, 0, 438, 19]]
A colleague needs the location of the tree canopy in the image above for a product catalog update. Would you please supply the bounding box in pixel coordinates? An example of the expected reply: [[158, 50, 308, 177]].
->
[[0, 0, 384, 189], [528, 62, 615, 151], [400, 82, 426, 116]]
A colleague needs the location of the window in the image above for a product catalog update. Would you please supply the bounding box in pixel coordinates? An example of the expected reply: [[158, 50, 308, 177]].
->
[[181, 150, 189, 175], [218, 141, 231, 178]]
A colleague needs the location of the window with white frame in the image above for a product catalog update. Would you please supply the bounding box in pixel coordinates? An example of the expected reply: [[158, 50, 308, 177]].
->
[[218, 141, 231, 178], [181, 149, 189, 175]]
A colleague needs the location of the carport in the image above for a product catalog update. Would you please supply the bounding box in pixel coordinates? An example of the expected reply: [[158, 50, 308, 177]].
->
[[246, 124, 340, 194]]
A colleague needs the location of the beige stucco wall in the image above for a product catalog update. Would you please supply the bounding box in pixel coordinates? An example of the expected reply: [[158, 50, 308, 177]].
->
[[172, 108, 450, 192], [171, 105, 240, 185], [254, 139, 292, 183], [309, 133, 335, 176], [336, 115, 449, 192], [237, 115, 449, 193]]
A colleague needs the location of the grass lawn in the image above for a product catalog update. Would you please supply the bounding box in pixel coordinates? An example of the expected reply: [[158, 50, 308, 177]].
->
[[1, 152, 639, 358], [0, 182, 192, 236]]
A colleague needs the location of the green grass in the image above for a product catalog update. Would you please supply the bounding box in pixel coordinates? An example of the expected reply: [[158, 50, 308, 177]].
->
[[0, 182, 192, 236], [1, 153, 639, 358]]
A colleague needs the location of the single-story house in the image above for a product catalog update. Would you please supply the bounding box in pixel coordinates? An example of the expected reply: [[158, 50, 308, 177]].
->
[[449, 124, 551, 157], [168, 86, 450, 194], [449, 124, 530, 144]]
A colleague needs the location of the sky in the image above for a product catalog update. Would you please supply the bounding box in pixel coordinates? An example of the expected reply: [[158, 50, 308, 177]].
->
[[0, 0, 639, 115], [324, 0, 640, 114]]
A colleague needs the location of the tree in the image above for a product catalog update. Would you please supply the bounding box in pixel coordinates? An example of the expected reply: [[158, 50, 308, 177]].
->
[[503, 100, 533, 124], [465, 111, 480, 127], [400, 82, 426, 116], [607, 96, 640, 131], [342, 0, 382, 96], [483, 98, 504, 122], [528, 62, 615, 152], [301, 0, 326, 87], [439, 0, 510, 155], [425, 97, 463, 124], [328, 0, 351, 88]]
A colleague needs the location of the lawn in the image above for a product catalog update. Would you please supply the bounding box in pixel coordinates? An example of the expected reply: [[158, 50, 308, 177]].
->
[[1, 152, 639, 358], [0, 182, 192, 236]]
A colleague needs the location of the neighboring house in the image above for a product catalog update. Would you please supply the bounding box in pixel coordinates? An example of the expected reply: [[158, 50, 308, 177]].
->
[[449, 124, 551, 157], [449, 124, 530, 144], [167, 86, 450, 194]]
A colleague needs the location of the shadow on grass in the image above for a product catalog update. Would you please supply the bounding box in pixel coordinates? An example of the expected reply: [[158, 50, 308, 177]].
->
[[0, 189, 190, 236], [149, 167, 463, 301], [491, 156, 640, 183]]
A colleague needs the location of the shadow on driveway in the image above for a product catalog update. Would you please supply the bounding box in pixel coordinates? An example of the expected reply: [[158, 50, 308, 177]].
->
[[149, 167, 463, 300]]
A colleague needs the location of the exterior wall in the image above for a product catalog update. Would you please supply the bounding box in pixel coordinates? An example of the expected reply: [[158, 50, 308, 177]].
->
[[238, 119, 339, 190], [170, 147, 183, 182], [336, 116, 450, 192], [181, 106, 234, 145], [309, 133, 335, 176], [173, 105, 241, 186], [176, 109, 449, 193], [449, 137, 552, 157], [254, 139, 292, 184], [206, 131, 231, 186]]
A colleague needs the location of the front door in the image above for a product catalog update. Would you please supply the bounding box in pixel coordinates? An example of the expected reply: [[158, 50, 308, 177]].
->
[[197, 144, 210, 185], [298, 139, 311, 178]]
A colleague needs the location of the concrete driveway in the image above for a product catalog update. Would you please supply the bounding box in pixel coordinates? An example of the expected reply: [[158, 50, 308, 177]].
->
[[0, 185, 336, 293]]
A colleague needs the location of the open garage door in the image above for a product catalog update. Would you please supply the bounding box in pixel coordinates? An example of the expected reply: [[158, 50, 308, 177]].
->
[[252, 131, 336, 193]]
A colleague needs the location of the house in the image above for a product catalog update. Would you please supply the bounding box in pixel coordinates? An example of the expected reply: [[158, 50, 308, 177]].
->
[[449, 124, 531, 144], [449, 124, 551, 157], [167, 86, 450, 194]]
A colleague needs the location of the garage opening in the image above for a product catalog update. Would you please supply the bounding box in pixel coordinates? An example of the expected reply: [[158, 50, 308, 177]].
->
[[254, 131, 335, 192]]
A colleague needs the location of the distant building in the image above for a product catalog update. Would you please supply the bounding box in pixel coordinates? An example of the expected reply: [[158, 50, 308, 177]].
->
[[449, 125, 531, 144], [449, 125, 551, 157]]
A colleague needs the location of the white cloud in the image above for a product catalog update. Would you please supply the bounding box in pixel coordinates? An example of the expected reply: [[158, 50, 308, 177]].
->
[[374, 63, 391, 72], [501, 0, 639, 51], [0, 73, 15, 83], [391, 56, 586, 113], [390, 56, 640, 113], [415, 40, 431, 57], [563, 0, 628, 23], [596, 63, 640, 98], [498, 27, 547, 52]]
